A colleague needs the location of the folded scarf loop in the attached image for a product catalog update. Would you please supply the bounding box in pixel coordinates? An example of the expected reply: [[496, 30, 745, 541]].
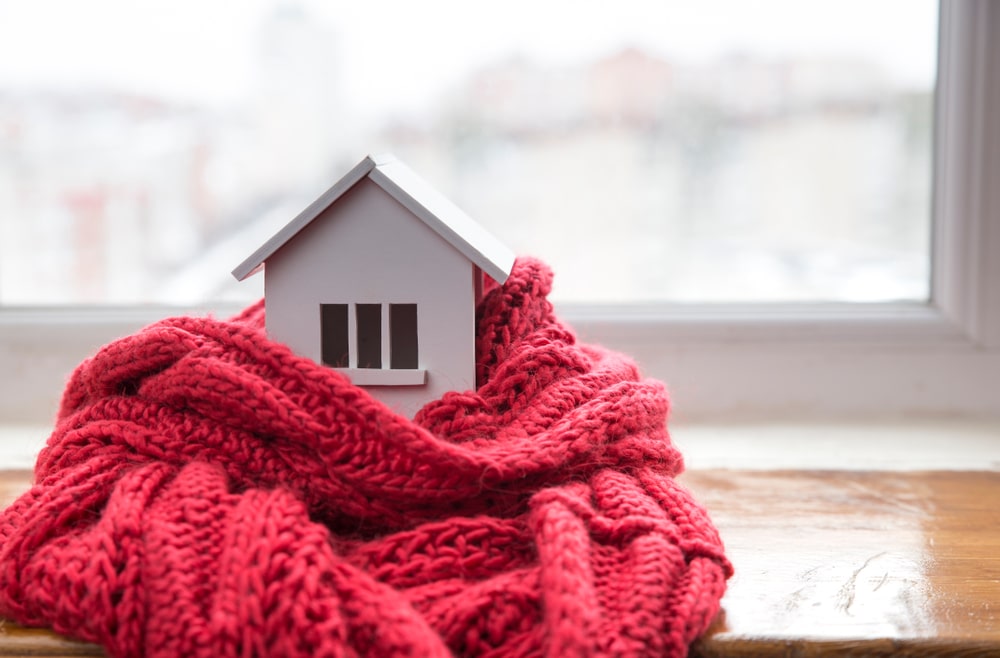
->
[[0, 258, 732, 657]]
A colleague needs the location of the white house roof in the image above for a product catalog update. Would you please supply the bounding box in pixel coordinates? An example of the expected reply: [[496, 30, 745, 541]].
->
[[232, 154, 515, 284]]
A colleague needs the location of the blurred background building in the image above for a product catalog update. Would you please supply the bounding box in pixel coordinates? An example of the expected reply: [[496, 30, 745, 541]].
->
[[0, 0, 937, 305]]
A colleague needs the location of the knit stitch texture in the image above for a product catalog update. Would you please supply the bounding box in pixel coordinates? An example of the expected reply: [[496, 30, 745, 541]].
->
[[0, 257, 731, 657]]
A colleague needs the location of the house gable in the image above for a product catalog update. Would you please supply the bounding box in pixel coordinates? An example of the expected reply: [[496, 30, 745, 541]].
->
[[232, 154, 514, 284]]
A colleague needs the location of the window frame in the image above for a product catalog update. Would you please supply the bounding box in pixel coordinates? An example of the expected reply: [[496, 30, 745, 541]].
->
[[320, 301, 424, 383], [0, 0, 997, 423]]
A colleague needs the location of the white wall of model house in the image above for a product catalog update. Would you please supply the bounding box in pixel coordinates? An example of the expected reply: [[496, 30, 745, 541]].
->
[[234, 155, 515, 418]]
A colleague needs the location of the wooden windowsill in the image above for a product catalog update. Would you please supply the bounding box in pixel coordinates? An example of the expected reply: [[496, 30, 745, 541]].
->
[[1, 466, 997, 656], [683, 469, 1000, 657]]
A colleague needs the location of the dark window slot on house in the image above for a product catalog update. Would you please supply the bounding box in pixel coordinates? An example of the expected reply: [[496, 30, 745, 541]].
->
[[390, 304, 419, 369], [356, 303, 382, 368], [320, 304, 349, 367]]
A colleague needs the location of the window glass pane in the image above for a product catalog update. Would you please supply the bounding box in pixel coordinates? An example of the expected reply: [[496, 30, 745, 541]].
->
[[355, 303, 382, 369], [0, 0, 937, 305], [390, 304, 418, 369], [320, 303, 349, 367]]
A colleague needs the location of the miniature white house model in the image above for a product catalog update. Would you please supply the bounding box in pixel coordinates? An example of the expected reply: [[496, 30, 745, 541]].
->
[[233, 154, 515, 417]]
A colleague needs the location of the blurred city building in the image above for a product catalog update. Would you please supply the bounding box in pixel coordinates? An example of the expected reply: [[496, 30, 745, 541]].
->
[[0, 4, 934, 305]]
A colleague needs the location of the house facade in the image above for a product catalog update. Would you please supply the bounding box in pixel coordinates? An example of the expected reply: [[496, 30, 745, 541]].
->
[[233, 154, 515, 417]]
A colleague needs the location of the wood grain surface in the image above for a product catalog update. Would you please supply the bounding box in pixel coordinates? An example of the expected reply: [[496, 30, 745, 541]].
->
[[1, 469, 997, 656], [684, 470, 1000, 657]]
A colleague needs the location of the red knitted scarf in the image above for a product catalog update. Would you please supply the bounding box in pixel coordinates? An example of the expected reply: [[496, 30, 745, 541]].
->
[[0, 258, 731, 657]]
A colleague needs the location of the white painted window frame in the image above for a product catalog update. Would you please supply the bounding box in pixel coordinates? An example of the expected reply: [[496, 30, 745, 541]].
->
[[1, 0, 997, 424]]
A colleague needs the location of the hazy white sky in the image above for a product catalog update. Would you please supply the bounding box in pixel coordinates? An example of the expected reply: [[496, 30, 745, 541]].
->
[[0, 0, 938, 114]]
